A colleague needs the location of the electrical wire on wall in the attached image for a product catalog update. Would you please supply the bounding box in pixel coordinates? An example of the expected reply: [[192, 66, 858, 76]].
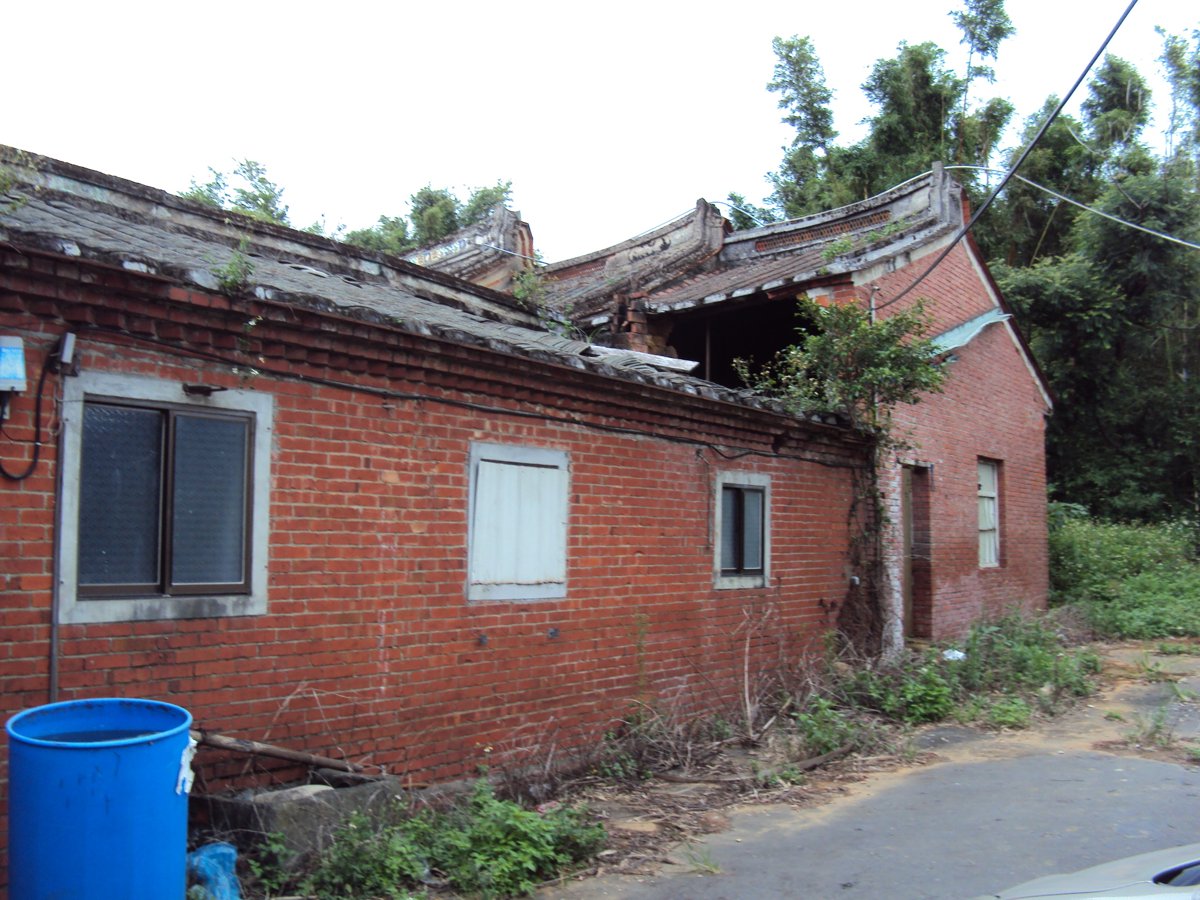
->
[[1, 333, 77, 482], [1, 346, 53, 482]]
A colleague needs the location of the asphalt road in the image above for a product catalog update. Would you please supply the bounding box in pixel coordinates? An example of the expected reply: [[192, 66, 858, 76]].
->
[[546, 647, 1200, 899]]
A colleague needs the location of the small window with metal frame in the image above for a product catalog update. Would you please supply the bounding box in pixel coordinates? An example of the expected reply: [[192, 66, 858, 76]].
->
[[58, 370, 272, 624], [78, 400, 255, 597], [716, 472, 770, 588]]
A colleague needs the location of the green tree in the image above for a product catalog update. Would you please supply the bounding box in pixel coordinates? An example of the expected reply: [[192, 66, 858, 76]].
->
[[343, 215, 414, 255], [180, 160, 289, 225], [1159, 28, 1200, 182], [767, 29, 1011, 218], [949, 0, 1015, 99], [766, 35, 857, 216], [724, 192, 778, 231], [997, 50, 1200, 519], [1081, 55, 1152, 156], [346, 180, 513, 255], [768, 35, 837, 152], [737, 296, 945, 439], [180, 167, 227, 209], [988, 102, 1102, 265], [460, 179, 513, 226]]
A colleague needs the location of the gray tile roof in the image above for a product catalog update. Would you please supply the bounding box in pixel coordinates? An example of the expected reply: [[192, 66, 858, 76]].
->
[[0, 148, 844, 425], [643, 170, 960, 314]]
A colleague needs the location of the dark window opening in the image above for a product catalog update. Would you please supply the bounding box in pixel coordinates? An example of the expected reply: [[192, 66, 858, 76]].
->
[[721, 485, 765, 575], [667, 297, 816, 388], [79, 400, 253, 597]]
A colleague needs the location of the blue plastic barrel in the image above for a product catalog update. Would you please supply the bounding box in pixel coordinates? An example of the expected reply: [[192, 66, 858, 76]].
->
[[6, 697, 194, 899]]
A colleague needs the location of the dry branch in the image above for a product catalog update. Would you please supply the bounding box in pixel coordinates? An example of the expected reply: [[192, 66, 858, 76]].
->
[[191, 728, 364, 773]]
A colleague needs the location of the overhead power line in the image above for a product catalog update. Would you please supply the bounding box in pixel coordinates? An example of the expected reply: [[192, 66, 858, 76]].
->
[[946, 165, 1200, 252], [874, 0, 1142, 313]]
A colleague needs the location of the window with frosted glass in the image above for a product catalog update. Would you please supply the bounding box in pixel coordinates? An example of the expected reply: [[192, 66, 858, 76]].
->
[[978, 459, 1000, 568], [79, 402, 252, 596]]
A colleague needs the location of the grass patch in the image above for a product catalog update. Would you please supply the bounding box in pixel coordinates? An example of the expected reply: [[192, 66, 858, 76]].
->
[[296, 780, 605, 899], [1049, 507, 1200, 639], [825, 613, 1099, 730]]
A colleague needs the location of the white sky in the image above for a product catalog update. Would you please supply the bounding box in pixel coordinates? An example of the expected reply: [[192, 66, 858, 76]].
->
[[4, 1, 1195, 261]]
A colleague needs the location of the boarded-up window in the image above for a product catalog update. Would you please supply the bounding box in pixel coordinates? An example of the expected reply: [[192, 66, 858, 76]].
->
[[468, 444, 568, 601], [978, 459, 1000, 568]]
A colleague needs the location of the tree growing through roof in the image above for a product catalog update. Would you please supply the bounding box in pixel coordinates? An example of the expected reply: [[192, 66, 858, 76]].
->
[[735, 295, 945, 442], [734, 0, 1015, 224]]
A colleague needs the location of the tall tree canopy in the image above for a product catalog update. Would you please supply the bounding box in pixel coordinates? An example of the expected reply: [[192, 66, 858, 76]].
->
[[749, 1, 1200, 521], [762, 15, 1013, 219], [181, 163, 512, 256], [993, 40, 1200, 520]]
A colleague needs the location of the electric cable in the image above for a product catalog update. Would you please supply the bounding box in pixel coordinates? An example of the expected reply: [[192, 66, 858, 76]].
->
[[874, 0, 1142, 313], [945, 164, 1200, 251], [0, 349, 51, 481]]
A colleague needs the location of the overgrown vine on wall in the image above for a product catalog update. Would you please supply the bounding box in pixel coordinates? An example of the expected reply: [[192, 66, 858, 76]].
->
[[737, 294, 946, 652]]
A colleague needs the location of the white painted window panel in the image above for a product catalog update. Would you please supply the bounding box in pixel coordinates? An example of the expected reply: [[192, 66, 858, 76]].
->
[[468, 444, 568, 601], [978, 459, 1000, 568], [471, 460, 566, 585]]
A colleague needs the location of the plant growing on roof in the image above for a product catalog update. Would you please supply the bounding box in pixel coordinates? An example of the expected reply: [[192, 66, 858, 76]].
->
[[736, 294, 945, 443], [210, 238, 254, 295], [181, 159, 290, 225], [0, 151, 39, 216]]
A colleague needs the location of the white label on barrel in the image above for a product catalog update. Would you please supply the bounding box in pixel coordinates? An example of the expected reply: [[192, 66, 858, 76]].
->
[[177, 737, 197, 795]]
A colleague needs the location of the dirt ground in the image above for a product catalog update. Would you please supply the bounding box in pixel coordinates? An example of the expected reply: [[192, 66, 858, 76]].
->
[[541, 640, 1200, 896]]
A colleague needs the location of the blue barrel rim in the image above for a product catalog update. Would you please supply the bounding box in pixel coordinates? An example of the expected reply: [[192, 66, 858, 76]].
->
[[6, 696, 192, 748]]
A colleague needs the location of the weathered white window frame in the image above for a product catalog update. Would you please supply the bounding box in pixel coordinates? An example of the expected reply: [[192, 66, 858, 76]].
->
[[714, 471, 771, 589], [978, 458, 1000, 568], [467, 443, 569, 602], [57, 371, 272, 623]]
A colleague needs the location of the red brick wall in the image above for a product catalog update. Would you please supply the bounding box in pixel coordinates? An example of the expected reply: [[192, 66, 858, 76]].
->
[[870, 241, 1050, 639], [0, 250, 867, 877]]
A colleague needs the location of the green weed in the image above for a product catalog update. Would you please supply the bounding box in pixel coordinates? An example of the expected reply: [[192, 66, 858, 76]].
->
[[304, 781, 605, 899], [985, 696, 1032, 729], [791, 697, 859, 755], [682, 843, 721, 875], [1049, 512, 1200, 640], [210, 238, 254, 294], [1157, 642, 1200, 656], [246, 831, 296, 897], [1125, 705, 1176, 749], [831, 613, 1099, 729]]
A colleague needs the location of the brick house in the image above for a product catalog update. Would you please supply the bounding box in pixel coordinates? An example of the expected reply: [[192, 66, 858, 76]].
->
[[524, 163, 1054, 647], [0, 149, 873, 875]]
